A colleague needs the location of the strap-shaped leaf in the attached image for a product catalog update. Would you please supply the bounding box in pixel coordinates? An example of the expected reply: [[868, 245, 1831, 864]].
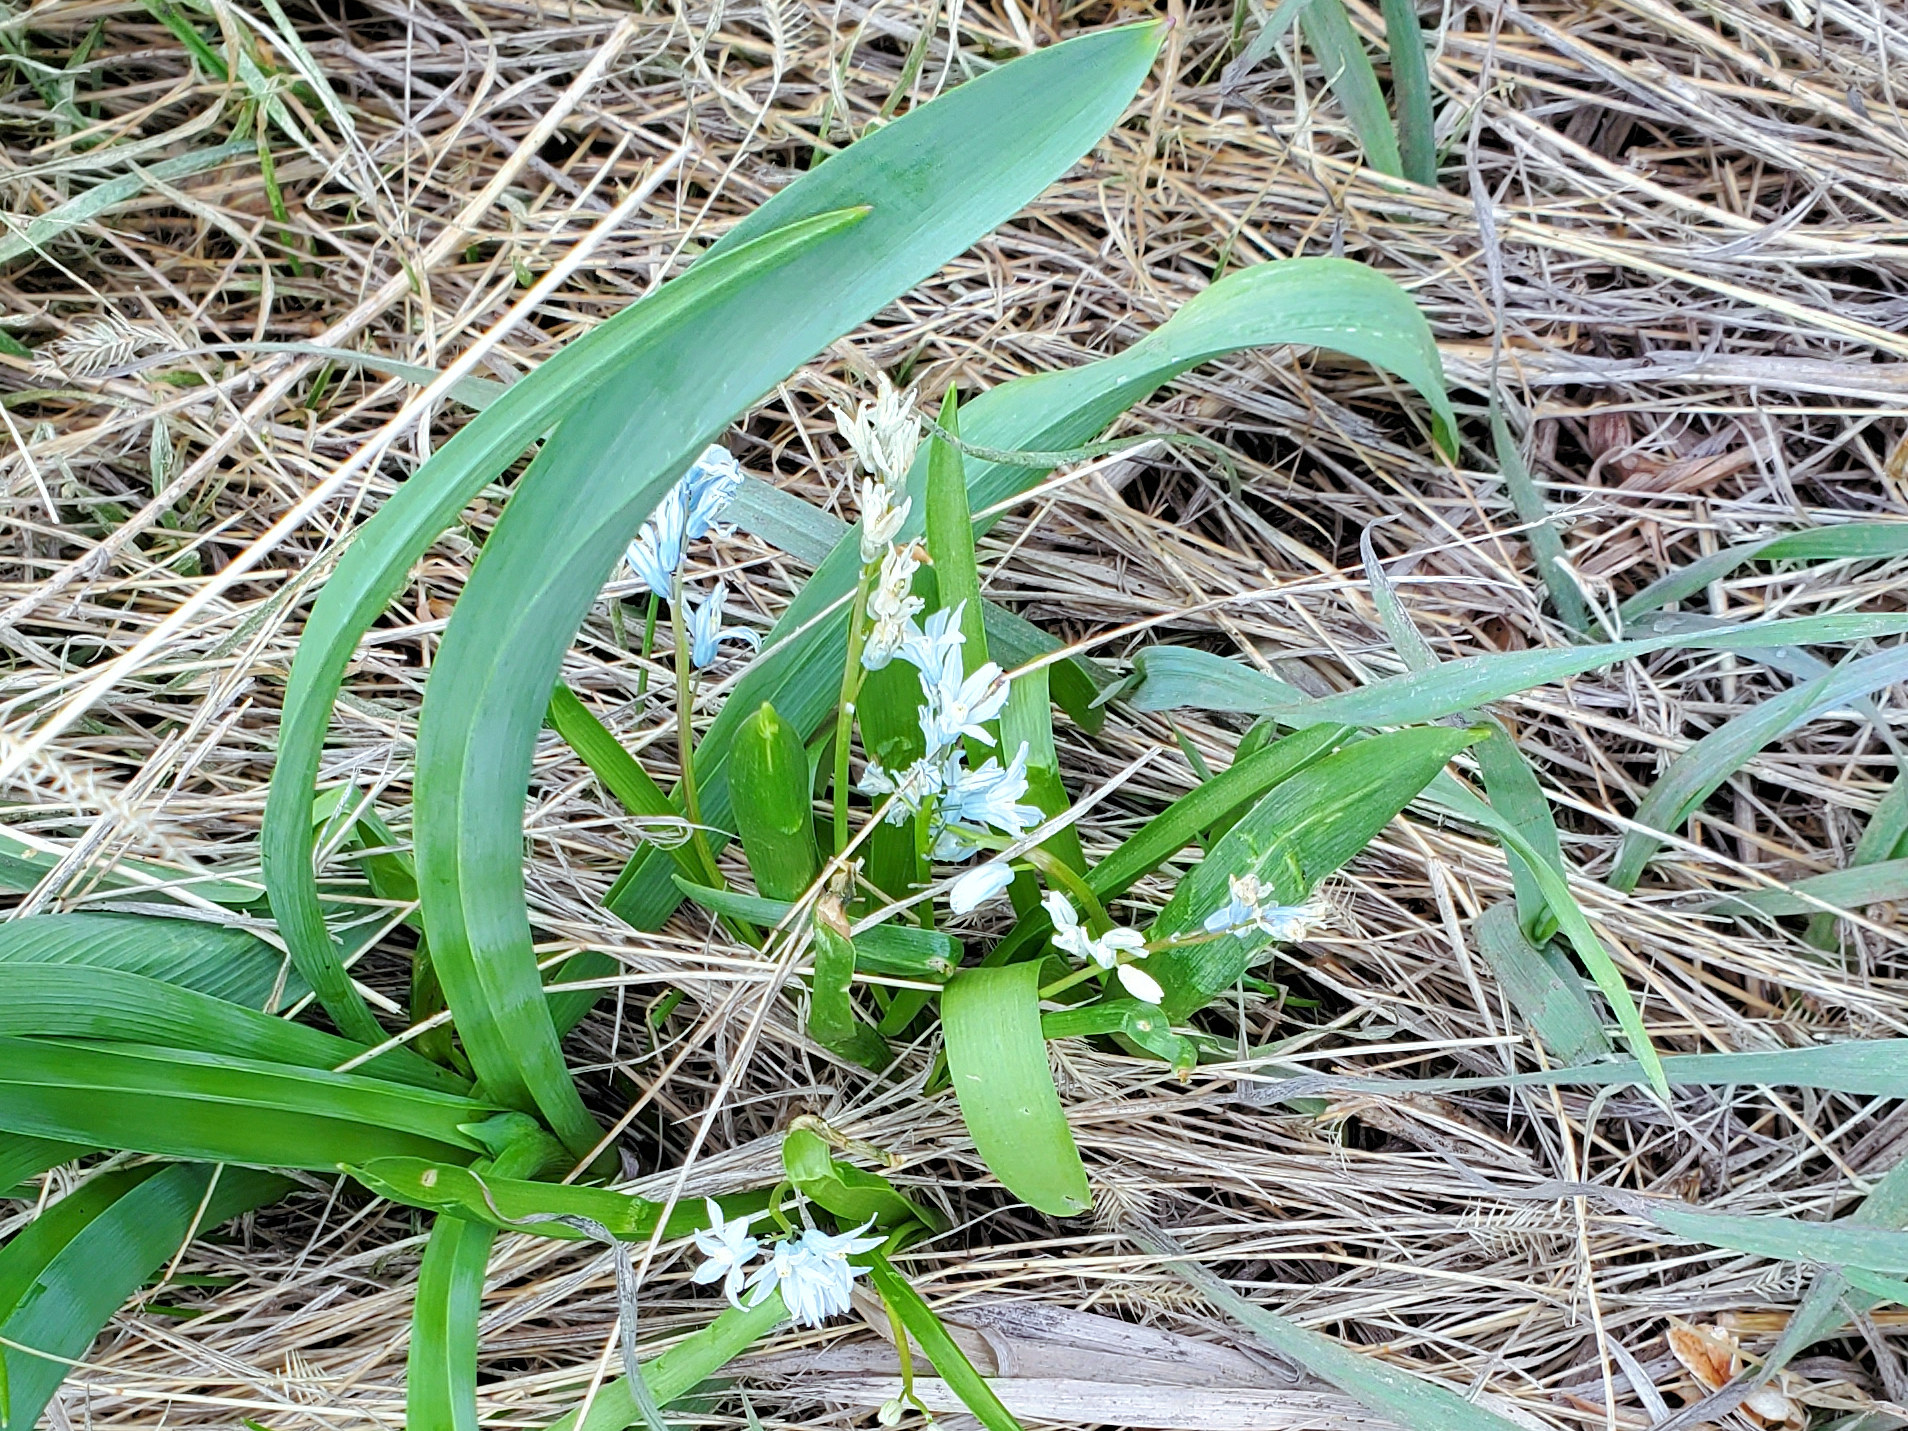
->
[[0, 910, 304, 1009]]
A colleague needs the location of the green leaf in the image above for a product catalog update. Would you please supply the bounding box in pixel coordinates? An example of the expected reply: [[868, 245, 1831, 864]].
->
[[1148, 726, 1482, 1019], [0, 1037, 496, 1169], [402, 25, 1167, 1159], [1299, 0, 1403, 177], [1491, 409, 1591, 633], [808, 911, 892, 1070], [1040, 1000, 1196, 1069], [1129, 610, 1908, 719], [782, 1127, 946, 1232], [0, 911, 305, 1009], [545, 684, 708, 887], [0, 142, 255, 266], [0, 1163, 289, 1431], [611, 250, 1456, 929], [1701, 856, 1908, 918], [543, 1293, 789, 1431], [1131, 1218, 1530, 1431], [0, 1135, 89, 1195], [0, 964, 465, 1092], [0, 830, 262, 906], [671, 880, 958, 979], [1470, 903, 1609, 1064], [1645, 1199, 1908, 1277], [924, 388, 989, 662], [1608, 641, 1908, 891], [1619, 520, 1908, 624], [261, 208, 871, 1056], [351, 1157, 768, 1239], [408, 1214, 493, 1431], [1378, 0, 1436, 186], [866, 1252, 1022, 1431], [943, 962, 1090, 1216], [731, 702, 821, 901]]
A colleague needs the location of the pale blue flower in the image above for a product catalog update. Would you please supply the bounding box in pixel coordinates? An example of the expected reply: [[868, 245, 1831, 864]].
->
[[626, 488, 687, 597], [897, 603, 965, 675], [745, 1220, 885, 1328], [942, 744, 1041, 837], [918, 646, 1009, 755], [858, 752, 948, 824], [686, 581, 759, 668], [624, 446, 744, 597], [948, 860, 1016, 914], [1202, 873, 1325, 942], [690, 1199, 761, 1308]]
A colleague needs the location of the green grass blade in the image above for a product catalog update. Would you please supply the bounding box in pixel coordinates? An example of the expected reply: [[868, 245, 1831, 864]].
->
[[408, 1214, 495, 1431], [1149, 726, 1481, 1018], [543, 1292, 789, 1431], [1471, 903, 1609, 1064], [1132, 1217, 1529, 1431], [1492, 409, 1591, 633], [611, 253, 1455, 928], [1766, 1162, 1908, 1375], [0, 141, 254, 266], [0, 910, 305, 1008], [1609, 642, 1908, 890], [943, 961, 1091, 1215], [1378, 0, 1436, 185], [0, 1164, 289, 1431], [0, 1037, 496, 1169], [0, 965, 465, 1092], [410, 27, 1167, 1155], [1130, 611, 1908, 719], [866, 1252, 1022, 1431], [1298, 0, 1403, 176], [1619, 520, 1908, 624], [1646, 1197, 1908, 1278], [1699, 856, 1908, 918], [261, 210, 869, 1054]]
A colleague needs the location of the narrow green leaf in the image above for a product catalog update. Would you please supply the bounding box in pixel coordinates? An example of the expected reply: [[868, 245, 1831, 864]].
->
[[1644, 1196, 1908, 1280], [924, 389, 988, 660], [0, 911, 305, 1009], [1491, 409, 1591, 633], [1609, 641, 1908, 891], [0, 1164, 289, 1431], [0, 965, 466, 1093], [1299, 0, 1403, 176], [782, 1128, 946, 1232], [866, 1252, 1022, 1431], [1378, 0, 1435, 186], [1131, 1217, 1529, 1431], [0, 1135, 90, 1194], [731, 702, 821, 901], [1149, 726, 1481, 1019], [0, 1037, 496, 1169], [1470, 903, 1609, 1064], [408, 1214, 494, 1431], [0, 142, 254, 266], [1765, 1160, 1908, 1377], [671, 880, 958, 978], [1619, 520, 1908, 624], [943, 962, 1090, 1216], [1041, 1000, 1196, 1068], [808, 912, 891, 1071], [1700, 857, 1908, 918]]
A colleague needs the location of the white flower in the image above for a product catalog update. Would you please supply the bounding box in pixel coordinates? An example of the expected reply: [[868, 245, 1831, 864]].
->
[[685, 581, 760, 668], [858, 754, 948, 824], [941, 744, 1041, 839], [1041, 891, 1162, 1005], [834, 375, 921, 489], [746, 1221, 885, 1328], [918, 646, 1010, 755], [626, 489, 687, 597], [1201, 874, 1327, 942], [897, 603, 965, 675], [949, 860, 1016, 914], [858, 476, 912, 565], [862, 545, 925, 671], [690, 1199, 761, 1308]]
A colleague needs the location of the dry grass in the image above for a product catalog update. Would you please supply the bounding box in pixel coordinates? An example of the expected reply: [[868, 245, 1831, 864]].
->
[[5, 0, 1908, 1426]]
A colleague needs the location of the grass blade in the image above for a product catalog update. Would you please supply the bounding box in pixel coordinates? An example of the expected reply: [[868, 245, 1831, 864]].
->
[[1491, 409, 1591, 633], [0, 1163, 289, 1431], [1378, 0, 1436, 185], [1471, 903, 1610, 1064], [1619, 520, 1908, 624], [866, 1251, 1022, 1431], [0, 141, 253, 266], [0, 1037, 497, 1169], [943, 961, 1091, 1216], [408, 1214, 495, 1431], [1699, 856, 1908, 918], [1298, 0, 1403, 177]]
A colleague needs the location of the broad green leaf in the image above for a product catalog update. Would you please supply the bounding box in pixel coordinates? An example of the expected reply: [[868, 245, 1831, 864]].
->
[[408, 1214, 493, 1431], [0, 141, 254, 265], [0, 965, 464, 1092], [1470, 903, 1609, 1064], [610, 251, 1457, 929], [1378, 0, 1436, 185], [0, 1135, 89, 1195], [782, 1127, 946, 1232], [943, 961, 1090, 1216], [1609, 641, 1908, 890], [0, 911, 305, 1009], [1132, 1217, 1529, 1431], [351, 1157, 769, 1239], [1702, 856, 1908, 918], [731, 702, 821, 901], [808, 912, 892, 1070], [261, 208, 870, 1055], [405, 26, 1167, 1158], [0, 829, 260, 906], [1619, 520, 1908, 623], [1130, 611, 1908, 719], [1148, 726, 1482, 1019], [545, 1292, 789, 1431], [1300, 0, 1403, 176], [0, 1037, 496, 1169], [0, 1163, 289, 1431], [867, 1252, 1022, 1431]]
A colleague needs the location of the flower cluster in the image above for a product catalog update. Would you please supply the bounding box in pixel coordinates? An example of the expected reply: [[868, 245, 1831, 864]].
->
[[1202, 873, 1328, 943], [836, 376, 920, 568], [857, 602, 1042, 862], [625, 446, 758, 668], [1044, 890, 1162, 1004], [691, 1201, 884, 1328]]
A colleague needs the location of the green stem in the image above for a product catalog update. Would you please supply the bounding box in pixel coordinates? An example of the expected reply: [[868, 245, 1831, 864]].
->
[[831, 563, 876, 853], [1023, 846, 1111, 930], [671, 567, 717, 880], [636, 591, 660, 697]]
